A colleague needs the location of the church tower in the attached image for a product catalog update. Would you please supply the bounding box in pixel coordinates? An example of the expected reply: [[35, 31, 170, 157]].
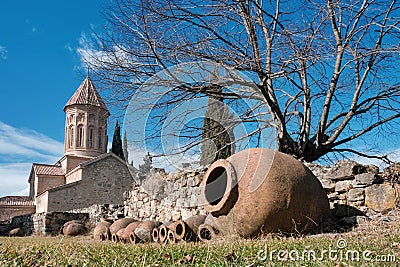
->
[[63, 76, 110, 158]]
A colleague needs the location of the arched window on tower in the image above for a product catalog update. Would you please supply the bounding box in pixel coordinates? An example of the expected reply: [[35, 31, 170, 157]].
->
[[69, 126, 74, 148], [98, 128, 102, 149], [89, 128, 94, 148], [78, 125, 84, 147]]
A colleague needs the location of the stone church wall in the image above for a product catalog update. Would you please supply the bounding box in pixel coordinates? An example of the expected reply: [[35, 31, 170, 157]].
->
[[36, 175, 65, 196], [35, 191, 49, 213], [36, 155, 134, 213], [65, 168, 82, 184], [0, 205, 36, 222], [61, 156, 89, 173]]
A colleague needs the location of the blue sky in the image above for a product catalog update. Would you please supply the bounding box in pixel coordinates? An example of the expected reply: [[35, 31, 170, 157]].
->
[[1, 1, 399, 197], [0, 0, 110, 196]]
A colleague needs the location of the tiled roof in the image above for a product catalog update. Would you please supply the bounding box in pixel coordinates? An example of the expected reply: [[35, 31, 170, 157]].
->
[[0, 196, 34, 206], [33, 164, 65, 176], [64, 76, 109, 112]]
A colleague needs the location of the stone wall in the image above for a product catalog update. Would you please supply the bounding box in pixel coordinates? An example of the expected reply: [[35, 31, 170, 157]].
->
[[305, 161, 400, 218], [0, 196, 36, 222], [68, 203, 125, 226], [124, 169, 206, 222], [32, 212, 89, 235], [0, 214, 33, 236], [0, 212, 89, 236], [123, 161, 400, 224]]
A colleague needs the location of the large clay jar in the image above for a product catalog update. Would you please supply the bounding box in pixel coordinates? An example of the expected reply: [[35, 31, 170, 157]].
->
[[199, 148, 330, 238]]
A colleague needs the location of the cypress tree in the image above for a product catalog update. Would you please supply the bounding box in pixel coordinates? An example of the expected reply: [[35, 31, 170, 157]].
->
[[122, 130, 129, 162], [200, 85, 234, 166], [111, 121, 125, 160], [139, 152, 152, 175]]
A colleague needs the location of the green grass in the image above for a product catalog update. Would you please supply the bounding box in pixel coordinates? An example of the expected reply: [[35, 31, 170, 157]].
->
[[0, 230, 398, 267], [1, 213, 400, 267]]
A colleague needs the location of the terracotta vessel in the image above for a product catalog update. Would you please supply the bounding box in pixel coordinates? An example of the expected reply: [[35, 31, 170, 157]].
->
[[62, 222, 87, 236], [199, 148, 330, 238], [171, 214, 206, 242], [60, 220, 83, 234], [134, 220, 161, 243], [157, 222, 172, 243], [151, 227, 159, 243], [109, 218, 137, 235], [123, 221, 141, 243], [167, 229, 177, 244], [197, 224, 218, 242], [8, 228, 24, 237], [93, 221, 112, 241], [112, 228, 126, 243]]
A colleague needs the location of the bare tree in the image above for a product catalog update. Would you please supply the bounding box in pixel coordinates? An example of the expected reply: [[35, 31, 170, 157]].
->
[[81, 0, 400, 163]]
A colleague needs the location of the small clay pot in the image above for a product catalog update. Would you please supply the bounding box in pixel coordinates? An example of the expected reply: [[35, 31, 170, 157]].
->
[[158, 222, 172, 243], [60, 220, 83, 234], [197, 224, 219, 242], [93, 221, 112, 241], [109, 218, 137, 235], [174, 214, 207, 241], [122, 221, 141, 243], [134, 220, 161, 243], [9, 228, 24, 237], [112, 228, 126, 243], [151, 227, 159, 243], [63, 222, 87, 236], [167, 229, 177, 244]]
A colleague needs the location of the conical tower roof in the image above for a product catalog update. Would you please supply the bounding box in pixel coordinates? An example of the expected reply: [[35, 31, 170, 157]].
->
[[64, 76, 109, 114]]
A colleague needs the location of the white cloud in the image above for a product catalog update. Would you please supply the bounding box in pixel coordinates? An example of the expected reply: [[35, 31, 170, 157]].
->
[[127, 146, 200, 173], [349, 148, 400, 170], [0, 46, 8, 60], [25, 18, 38, 35], [127, 147, 147, 169], [64, 43, 73, 52], [0, 121, 64, 197], [0, 163, 31, 197], [0, 121, 63, 162], [77, 32, 133, 69]]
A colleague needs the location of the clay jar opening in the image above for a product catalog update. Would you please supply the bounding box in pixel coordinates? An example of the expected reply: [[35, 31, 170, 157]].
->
[[199, 227, 212, 241], [202, 159, 237, 214], [205, 166, 228, 206], [175, 222, 184, 236]]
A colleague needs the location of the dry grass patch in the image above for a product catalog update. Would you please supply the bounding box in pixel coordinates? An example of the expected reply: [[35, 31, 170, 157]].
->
[[0, 210, 399, 266]]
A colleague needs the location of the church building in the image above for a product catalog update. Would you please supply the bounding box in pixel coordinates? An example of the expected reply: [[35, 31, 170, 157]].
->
[[26, 76, 136, 213]]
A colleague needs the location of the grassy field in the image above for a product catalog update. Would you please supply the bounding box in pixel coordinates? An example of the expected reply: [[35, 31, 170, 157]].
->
[[0, 212, 399, 266]]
